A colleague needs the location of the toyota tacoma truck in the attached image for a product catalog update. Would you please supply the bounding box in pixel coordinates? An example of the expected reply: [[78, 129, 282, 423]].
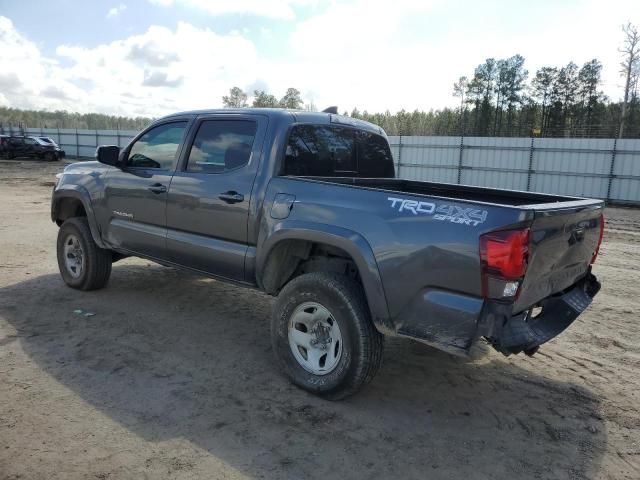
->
[[51, 108, 604, 399]]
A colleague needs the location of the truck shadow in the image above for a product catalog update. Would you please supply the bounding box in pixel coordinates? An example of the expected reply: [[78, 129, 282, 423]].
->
[[0, 263, 606, 479]]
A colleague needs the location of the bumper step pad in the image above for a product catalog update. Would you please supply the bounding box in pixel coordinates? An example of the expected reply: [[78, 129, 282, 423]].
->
[[492, 273, 600, 355]]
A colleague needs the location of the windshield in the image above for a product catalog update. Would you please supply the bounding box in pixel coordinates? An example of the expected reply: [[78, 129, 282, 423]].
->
[[34, 137, 51, 145]]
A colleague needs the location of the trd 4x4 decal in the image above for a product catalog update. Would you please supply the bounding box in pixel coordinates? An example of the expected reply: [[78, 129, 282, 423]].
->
[[387, 197, 487, 227]]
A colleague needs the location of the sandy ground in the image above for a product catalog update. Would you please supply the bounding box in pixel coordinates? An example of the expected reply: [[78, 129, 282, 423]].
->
[[0, 158, 638, 480]]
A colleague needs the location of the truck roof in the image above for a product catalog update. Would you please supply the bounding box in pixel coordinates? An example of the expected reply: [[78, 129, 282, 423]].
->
[[159, 108, 385, 135]]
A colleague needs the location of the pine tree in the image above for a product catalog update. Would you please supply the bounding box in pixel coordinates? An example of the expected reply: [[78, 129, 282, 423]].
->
[[222, 87, 248, 108]]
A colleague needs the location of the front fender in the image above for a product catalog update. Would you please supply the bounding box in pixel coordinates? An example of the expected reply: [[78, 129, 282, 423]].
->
[[256, 220, 392, 333], [51, 186, 106, 249]]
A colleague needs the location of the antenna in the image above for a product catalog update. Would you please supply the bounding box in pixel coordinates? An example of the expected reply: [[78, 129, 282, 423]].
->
[[321, 106, 338, 114]]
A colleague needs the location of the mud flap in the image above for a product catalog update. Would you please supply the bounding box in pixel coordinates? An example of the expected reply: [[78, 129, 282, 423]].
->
[[492, 273, 601, 355]]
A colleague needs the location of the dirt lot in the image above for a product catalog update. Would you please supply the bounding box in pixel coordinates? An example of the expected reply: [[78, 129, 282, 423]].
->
[[0, 158, 638, 480]]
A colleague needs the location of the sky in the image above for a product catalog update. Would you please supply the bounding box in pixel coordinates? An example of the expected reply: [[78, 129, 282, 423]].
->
[[0, 0, 639, 118]]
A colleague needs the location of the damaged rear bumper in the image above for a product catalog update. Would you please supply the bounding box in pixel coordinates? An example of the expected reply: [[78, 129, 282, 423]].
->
[[482, 271, 601, 355]]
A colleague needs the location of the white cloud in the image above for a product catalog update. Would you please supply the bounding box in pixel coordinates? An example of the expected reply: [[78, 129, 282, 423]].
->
[[268, 0, 640, 112], [0, 17, 258, 116], [147, 0, 318, 19], [0, 16, 81, 111], [107, 4, 127, 19], [2, 0, 640, 120], [260, 0, 439, 112]]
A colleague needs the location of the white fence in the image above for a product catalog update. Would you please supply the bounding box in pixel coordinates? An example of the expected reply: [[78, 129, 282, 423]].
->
[[388, 136, 640, 204], [2, 127, 639, 204]]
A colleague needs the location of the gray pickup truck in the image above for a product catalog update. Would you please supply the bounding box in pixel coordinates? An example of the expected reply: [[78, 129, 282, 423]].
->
[[51, 108, 604, 399]]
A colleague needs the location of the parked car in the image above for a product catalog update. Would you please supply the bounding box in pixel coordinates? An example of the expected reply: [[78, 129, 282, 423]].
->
[[38, 136, 63, 149], [38, 136, 66, 157], [3, 135, 65, 161], [51, 108, 604, 399], [0, 135, 9, 157]]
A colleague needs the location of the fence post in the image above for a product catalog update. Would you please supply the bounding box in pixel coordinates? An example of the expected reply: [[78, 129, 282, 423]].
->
[[75, 128, 79, 158], [95, 129, 99, 153], [456, 135, 464, 184], [526, 136, 535, 191], [606, 137, 618, 203], [396, 135, 402, 178]]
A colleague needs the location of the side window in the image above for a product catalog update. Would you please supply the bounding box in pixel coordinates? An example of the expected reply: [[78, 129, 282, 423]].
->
[[283, 125, 394, 178], [186, 120, 257, 173], [356, 131, 395, 178], [24, 137, 37, 145], [284, 126, 356, 176], [128, 121, 187, 169]]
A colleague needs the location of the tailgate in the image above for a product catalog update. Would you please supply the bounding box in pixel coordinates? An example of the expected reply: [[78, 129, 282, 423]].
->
[[514, 203, 603, 312]]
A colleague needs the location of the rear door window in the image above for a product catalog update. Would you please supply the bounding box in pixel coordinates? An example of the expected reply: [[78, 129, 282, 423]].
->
[[283, 125, 394, 178], [185, 120, 257, 173]]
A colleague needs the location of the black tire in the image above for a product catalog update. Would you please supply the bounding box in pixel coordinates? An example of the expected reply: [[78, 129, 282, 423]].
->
[[6, 150, 13, 160], [44, 151, 57, 162], [271, 272, 384, 400], [57, 217, 112, 291]]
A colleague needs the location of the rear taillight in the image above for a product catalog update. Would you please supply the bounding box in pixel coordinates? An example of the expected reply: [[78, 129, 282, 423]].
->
[[591, 212, 604, 264], [480, 228, 530, 299]]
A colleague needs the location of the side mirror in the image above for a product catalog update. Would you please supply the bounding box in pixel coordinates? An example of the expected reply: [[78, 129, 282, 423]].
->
[[96, 145, 121, 167]]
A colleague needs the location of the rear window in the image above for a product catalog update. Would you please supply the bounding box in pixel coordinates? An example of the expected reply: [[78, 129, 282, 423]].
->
[[283, 125, 394, 178]]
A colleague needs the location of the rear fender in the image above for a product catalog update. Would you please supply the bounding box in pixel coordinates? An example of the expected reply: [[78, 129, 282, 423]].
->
[[256, 220, 392, 332]]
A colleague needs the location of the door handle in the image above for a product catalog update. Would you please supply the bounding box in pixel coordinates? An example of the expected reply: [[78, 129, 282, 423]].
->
[[148, 183, 167, 194], [219, 191, 244, 204]]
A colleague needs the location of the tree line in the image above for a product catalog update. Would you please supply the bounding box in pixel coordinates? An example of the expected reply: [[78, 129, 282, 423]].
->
[[2, 23, 638, 138], [222, 86, 306, 109], [0, 107, 153, 131], [354, 23, 638, 138], [223, 23, 640, 138], [0, 86, 307, 131], [353, 23, 639, 138]]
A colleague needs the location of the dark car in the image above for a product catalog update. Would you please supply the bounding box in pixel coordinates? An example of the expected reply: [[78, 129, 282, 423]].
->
[[3, 135, 64, 161], [39, 136, 62, 148], [51, 108, 604, 399], [0, 135, 9, 157]]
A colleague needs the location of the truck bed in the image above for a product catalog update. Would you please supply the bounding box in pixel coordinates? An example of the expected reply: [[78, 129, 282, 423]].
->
[[279, 174, 604, 330], [297, 176, 598, 208]]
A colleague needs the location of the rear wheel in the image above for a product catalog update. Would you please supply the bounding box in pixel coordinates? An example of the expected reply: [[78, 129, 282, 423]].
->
[[271, 272, 384, 400], [57, 217, 112, 290]]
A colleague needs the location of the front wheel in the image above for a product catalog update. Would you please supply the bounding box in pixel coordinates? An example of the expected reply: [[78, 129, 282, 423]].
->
[[271, 272, 384, 400], [44, 151, 57, 162], [56, 217, 112, 290]]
